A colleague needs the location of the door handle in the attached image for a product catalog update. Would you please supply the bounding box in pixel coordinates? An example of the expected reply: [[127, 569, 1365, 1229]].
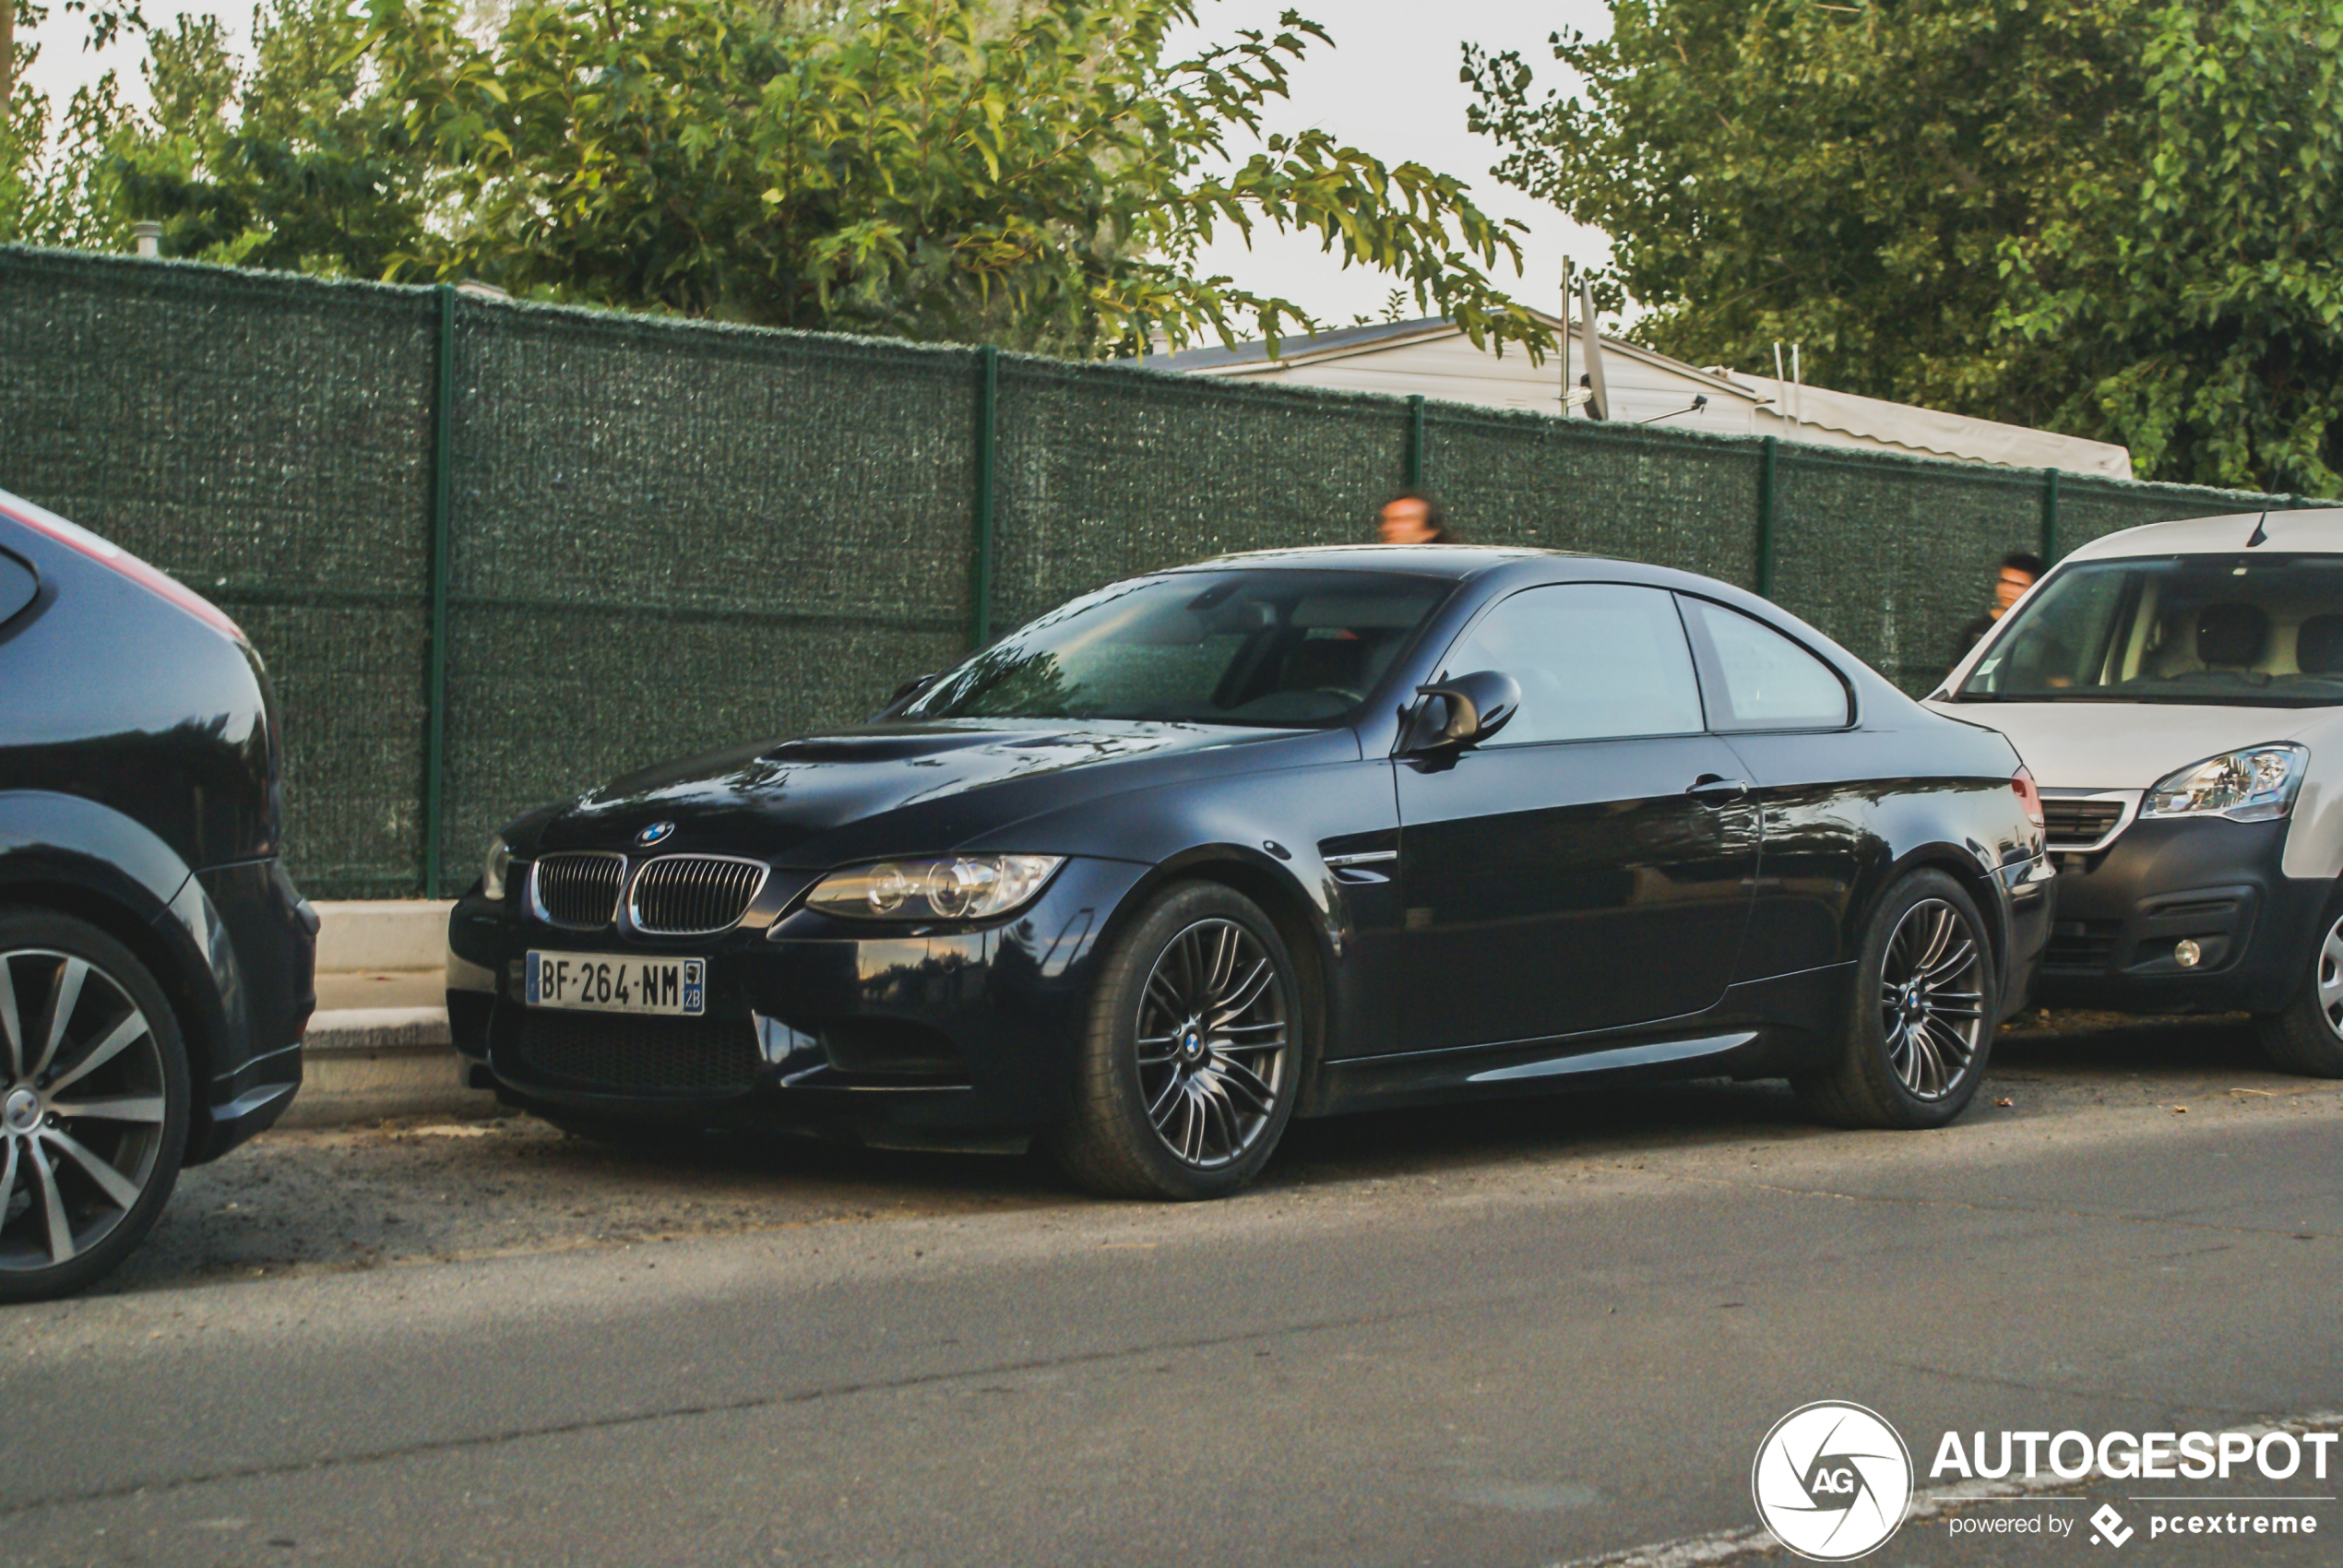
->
[[1685, 775, 1750, 801]]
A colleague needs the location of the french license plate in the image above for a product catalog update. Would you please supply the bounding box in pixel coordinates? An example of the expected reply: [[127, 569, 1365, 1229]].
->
[[525, 952, 706, 1016]]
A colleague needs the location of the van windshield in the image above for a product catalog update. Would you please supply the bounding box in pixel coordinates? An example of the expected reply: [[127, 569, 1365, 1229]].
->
[[1951, 554, 2343, 706]]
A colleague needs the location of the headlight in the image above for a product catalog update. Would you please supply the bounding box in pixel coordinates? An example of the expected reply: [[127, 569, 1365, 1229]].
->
[[2140, 743, 2308, 822], [482, 836, 514, 900], [803, 855, 1064, 922]]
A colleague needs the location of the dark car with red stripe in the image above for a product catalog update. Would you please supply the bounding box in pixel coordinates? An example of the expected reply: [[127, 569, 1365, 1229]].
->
[[0, 488, 316, 1300]]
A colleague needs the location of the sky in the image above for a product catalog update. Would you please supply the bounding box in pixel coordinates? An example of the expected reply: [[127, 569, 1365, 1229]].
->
[[18, 0, 1617, 330]]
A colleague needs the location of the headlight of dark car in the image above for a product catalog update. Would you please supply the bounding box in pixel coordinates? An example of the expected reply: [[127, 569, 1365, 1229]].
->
[[802, 855, 1064, 923], [2140, 743, 2308, 823]]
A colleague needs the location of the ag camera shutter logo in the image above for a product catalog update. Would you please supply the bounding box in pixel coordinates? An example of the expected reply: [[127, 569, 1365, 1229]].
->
[[1752, 1401, 1914, 1561]]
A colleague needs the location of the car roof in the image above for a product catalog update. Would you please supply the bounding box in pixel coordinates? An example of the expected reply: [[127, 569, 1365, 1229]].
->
[[1172, 544, 1585, 580], [2064, 507, 2343, 564]]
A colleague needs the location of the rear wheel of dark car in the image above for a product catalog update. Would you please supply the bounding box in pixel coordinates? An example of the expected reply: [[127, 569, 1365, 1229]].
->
[[1794, 870, 1996, 1130], [0, 911, 191, 1302], [2254, 891, 2343, 1078], [1048, 882, 1301, 1200]]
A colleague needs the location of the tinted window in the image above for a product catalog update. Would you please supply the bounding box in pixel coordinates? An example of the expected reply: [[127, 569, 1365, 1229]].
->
[[1439, 583, 1705, 743], [903, 569, 1449, 727], [1952, 554, 2343, 707], [1683, 599, 1850, 730], [0, 550, 33, 625]]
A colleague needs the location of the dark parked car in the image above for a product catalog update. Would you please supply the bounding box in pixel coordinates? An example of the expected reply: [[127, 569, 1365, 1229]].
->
[[0, 489, 315, 1300], [449, 547, 2052, 1198]]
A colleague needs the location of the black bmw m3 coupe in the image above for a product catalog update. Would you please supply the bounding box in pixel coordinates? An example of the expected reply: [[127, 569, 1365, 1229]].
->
[[449, 546, 2053, 1198]]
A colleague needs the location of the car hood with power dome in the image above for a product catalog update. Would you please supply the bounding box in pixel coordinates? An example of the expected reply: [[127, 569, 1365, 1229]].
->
[[523, 719, 1353, 868]]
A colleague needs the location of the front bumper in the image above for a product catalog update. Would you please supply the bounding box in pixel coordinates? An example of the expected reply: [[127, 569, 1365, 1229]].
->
[[2033, 815, 2329, 1014], [446, 857, 1149, 1149]]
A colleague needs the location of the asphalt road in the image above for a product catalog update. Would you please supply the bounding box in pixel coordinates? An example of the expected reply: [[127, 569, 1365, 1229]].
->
[[5, 1016, 2341, 1568]]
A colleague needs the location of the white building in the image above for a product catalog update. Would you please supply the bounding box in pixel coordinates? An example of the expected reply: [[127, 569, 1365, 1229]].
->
[[1152, 312, 2133, 480]]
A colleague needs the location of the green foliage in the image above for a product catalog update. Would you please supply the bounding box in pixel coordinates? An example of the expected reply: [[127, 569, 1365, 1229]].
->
[[1467, 0, 2343, 492], [367, 0, 1540, 355], [1998, 1, 2343, 492], [2, 0, 137, 250], [7, 0, 1548, 361]]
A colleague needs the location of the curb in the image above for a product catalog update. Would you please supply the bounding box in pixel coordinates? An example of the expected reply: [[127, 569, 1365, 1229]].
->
[[312, 900, 455, 972], [286, 1005, 492, 1128]]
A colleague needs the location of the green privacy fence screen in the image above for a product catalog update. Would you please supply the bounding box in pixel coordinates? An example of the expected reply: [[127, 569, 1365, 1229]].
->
[[0, 244, 2316, 898]]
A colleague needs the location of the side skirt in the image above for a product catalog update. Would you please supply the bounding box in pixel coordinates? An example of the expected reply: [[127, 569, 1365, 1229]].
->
[[1306, 964, 1851, 1118]]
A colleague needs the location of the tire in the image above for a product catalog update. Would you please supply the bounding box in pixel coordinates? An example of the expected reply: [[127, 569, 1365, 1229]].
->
[[0, 910, 191, 1303], [1046, 882, 1303, 1200], [2254, 892, 2343, 1077], [1794, 870, 1997, 1130]]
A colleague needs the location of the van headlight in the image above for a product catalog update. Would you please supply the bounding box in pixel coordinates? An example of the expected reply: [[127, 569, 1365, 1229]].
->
[[802, 855, 1064, 923], [482, 836, 514, 900], [2140, 744, 2308, 822]]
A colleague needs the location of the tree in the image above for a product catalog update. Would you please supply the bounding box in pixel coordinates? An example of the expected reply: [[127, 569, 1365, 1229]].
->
[[2, 0, 146, 250], [1465, 0, 2343, 493], [110, 0, 427, 277], [363, 0, 1544, 356], [12, 0, 1552, 361], [1997, 1, 2343, 492]]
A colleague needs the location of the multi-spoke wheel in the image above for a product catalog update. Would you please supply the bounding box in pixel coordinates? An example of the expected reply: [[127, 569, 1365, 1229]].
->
[[0, 913, 188, 1302], [2254, 894, 2343, 1077], [1049, 883, 1302, 1199], [1878, 899, 1986, 1100], [1133, 918, 1290, 1170], [1794, 870, 1995, 1129]]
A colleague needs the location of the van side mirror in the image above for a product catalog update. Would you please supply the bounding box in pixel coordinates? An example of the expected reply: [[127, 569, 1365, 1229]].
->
[[1400, 670, 1521, 754]]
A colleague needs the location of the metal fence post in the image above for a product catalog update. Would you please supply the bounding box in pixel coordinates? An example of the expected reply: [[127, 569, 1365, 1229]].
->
[[421, 283, 458, 898], [1406, 395, 1426, 490], [2040, 468, 2061, 564], [1754, 435, 1778, 598], [969, 344, 999, 649]]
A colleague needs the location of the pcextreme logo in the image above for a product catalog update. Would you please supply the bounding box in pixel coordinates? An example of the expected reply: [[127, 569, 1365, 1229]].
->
[[1752, 1401, 1916, 1561]]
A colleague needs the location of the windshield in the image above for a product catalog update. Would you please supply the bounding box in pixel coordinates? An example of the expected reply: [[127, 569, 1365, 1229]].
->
[[902, 569, 1452, 726], [1953, 553, 2343, 706]]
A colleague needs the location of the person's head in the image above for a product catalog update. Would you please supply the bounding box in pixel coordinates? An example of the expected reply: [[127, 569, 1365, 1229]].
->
[[1378, 491, 1454, 545], [1993, 551, 2044, 614]]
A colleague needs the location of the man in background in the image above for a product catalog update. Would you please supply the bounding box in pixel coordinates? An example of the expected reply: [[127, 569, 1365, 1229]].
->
[[1377, 491, 1457, 544], [1956, 550, 2043, 662]]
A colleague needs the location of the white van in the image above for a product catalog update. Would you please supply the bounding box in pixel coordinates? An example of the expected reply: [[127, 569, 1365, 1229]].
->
[[1927, 509, 2343, 1074]]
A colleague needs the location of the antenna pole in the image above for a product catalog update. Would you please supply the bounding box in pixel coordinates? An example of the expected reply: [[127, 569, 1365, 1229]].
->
[[1560, 256, 1573, 417]]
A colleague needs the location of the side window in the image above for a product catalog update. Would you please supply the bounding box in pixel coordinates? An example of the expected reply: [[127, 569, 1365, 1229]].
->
[[1440, 583, 1705, 744], [1682, 598, 1850, 730], [0, 550, 35, 626]]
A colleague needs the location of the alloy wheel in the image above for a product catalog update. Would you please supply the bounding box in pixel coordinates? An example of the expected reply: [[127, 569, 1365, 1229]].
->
[[1134, 919, 1290, 1170], [1878, 899, 1986, 1100], [2316, 915, 2343, 1040], [0, 949, 171, 1275]]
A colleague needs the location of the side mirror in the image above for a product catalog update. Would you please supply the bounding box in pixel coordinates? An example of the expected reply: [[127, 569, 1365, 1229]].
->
[[1400, 670, 1521, 754]]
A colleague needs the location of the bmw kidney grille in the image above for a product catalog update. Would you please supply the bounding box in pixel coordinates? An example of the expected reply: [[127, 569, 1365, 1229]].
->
[[628, 855, 769, 936], [531, 853, 627, 929]]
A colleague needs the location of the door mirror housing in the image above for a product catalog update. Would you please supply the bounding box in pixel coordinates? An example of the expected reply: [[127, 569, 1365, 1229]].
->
[[1401, 670, 1521, 754]]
